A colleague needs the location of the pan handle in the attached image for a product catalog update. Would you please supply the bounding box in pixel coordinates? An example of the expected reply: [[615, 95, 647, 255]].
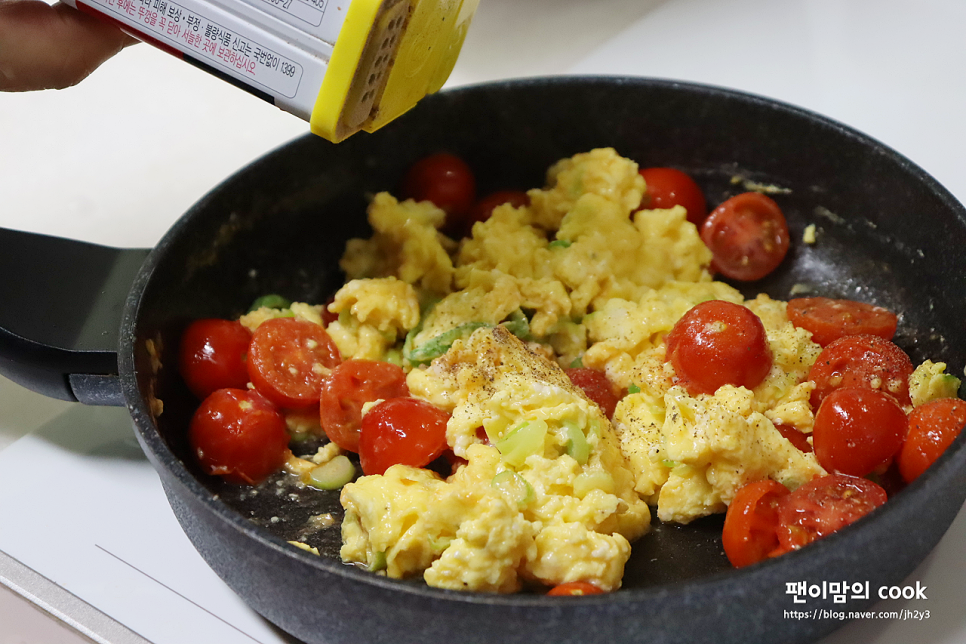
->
[[0, 228, 150, 406]]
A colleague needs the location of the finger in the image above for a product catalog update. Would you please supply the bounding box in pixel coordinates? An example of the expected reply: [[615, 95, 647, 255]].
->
[[0, 0, 138, 91]]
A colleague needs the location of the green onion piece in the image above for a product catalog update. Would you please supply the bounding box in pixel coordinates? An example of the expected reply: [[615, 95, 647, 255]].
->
[[383, 348, 403, 366], [501, 309, 531, 341], [405, 321, 490, 365], [429, 535, 453, 555], [627, 384, 641, 395], [661, 459, 679, 469], [491, 470, 535, 508], [569, 356, 584, 369], [564, 421, 590, 465], [248, 294, 292, 312], [306, 455, 356, 490], [548, 239, 572, 249], [496, 420, 547, 467], [368, 550, 387, 572]]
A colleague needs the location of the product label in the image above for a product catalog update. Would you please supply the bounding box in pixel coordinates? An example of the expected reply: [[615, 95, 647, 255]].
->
[[84, 0, 304, 98], [249, 0, 326, 28]]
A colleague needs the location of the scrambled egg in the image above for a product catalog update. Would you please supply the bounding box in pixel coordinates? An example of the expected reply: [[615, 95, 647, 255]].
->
[[268, 148, 962, 591]]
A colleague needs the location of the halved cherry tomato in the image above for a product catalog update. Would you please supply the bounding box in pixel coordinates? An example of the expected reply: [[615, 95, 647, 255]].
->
[[546, 581, 605, 596], [700, 192, 789, 281], [776, 474, 887, 550], [453, 190, 530, 239], [401, 152, 476, 218], [179, 319, 251, 399], [899, 397, 966, 482], [247, 318, 342, 408], [787, 297, 898, 347], [807, 334, 913, 408], [359, 397, 450, 475], [564, 367, 621, 419], [722, 479, 790, 568], [637, 167, 708, 226], [665, 300, 773, 396], [320, 359, 409, 452], [775, 423, 812, 453], [189, 388, 290, 485], [812, 387, 907, 477]]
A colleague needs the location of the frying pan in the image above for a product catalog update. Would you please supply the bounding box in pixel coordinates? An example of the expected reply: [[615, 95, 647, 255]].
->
[[2, 76, 965, 644]]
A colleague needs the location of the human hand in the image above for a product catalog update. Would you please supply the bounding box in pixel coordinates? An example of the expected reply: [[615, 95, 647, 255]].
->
[[0, 0, 137, 91]]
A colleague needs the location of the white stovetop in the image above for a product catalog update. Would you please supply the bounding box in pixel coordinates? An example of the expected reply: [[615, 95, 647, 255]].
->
[[3, 0, 966, 642]]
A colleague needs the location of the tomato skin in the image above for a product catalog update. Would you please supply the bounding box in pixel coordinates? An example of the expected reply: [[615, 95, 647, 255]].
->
[[723, 480, 790, 568], [899, 398, 966, 482], [665, 300, 773, 396], [776, 474, 887, 550], [402, 152, 476, 218], [189, 388, 290, 485], [812, 387, 907, 477], [700, 192, 790, 281], [179, 319, 252, 399], [807, 334, 913, 408], [320, 359, 410, 453], [564, 368, 621, 419], [359, 398, 450, 475], [546, 581, 605, 596], [247, 318, 342, 409], [787, 297, 898, 347], [454, 190, 530, 238], [775, 423, 812, 453], [637, 167, 708, 226]]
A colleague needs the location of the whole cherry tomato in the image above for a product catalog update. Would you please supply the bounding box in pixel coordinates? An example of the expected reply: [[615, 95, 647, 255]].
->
[[637, 167, 708, 226], [722, 479, 790, 568], [564, 367, 621, 419], [546, 581, 605, 596], [179, 319, 251, 399], [665, 300, 773, 396], [247, 317, 342, 408], [776, 474, 887, 551], [320, 359, 410, 452], [401, 152, 476, 218], [899, 397, 966, 482], [812, 387, 907, 477], [787, 297, 898, 347], [359, 397, 450, 475], [807, 334, 913, 408], [700, 192, 789, 281], [189, 388, 290, 485]]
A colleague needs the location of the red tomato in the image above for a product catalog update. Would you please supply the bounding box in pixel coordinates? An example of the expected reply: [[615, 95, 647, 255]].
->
[[775, 423, 812, 453], [665, 300, 773, 396], [787, 297, 898, 347], [812, 388, 907, 477], [452, 190, 530, 238], [247, 318, 342, 408], [546, 581, 605, 596], [807, 334, 913, 408], [319, 359, 410, 452], [776, 474, 887, 550], [899, 397, 966, 482], [189, 388, 290, 485], [637, 167, 708, 226], [401, 152, 476, 217], [564, 367, 621, 418], [179, 319, 251, 399], [700, 192, 790, 281], [722, 479, 790, 568], [359, 398, 450, 475], [320, 295, 339, 327]]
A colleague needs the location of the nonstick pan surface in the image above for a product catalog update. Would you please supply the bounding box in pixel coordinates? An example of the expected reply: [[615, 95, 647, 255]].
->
[[115, 77, 966, 644]]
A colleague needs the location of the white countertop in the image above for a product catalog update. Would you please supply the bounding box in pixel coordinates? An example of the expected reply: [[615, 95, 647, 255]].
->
[[2, 0, 966, 642]]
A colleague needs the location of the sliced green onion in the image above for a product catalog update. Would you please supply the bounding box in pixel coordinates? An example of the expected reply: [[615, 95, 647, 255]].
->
[[406, 321, 489, 364], [501, 309, 531, 341], [661, 459, 679, 469], [249, 294, 292, 312], [569, 356, 584, 369], [496, 420, 547, 467], [368, 550, 387, 572], [429, 535, 454, 555], [563, 421, 590, 465], [306, 455, 355, 490], [627, 384, 641, 395], [548, 239, 572, 249], [491, 470, 535, 508]]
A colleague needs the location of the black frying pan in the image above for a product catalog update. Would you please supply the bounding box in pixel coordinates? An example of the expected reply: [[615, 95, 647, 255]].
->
[[2, 77, 965, 644]]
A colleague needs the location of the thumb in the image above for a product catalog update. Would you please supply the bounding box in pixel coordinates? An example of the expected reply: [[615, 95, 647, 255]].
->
[[0, 0, 138, 91]]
